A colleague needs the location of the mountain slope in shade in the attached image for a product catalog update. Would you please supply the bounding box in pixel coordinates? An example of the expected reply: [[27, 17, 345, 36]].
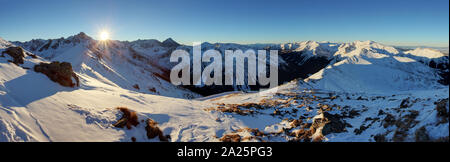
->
[[159, 41, 339, 95], [161, 38, 180, 47]]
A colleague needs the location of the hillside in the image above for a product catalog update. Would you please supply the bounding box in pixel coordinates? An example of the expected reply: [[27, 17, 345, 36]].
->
[[1, 35, 448, 142]]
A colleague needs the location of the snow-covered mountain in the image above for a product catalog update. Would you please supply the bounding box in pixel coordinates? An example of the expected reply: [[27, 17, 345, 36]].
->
[[404, 48, 449, 69], [162, 41, 340, 95], [162, 40, 448, 94], [304, 41, 448, 93], [0, 37, 13, 49], [11, 33, 199, 99], [1, 34, 448, 142]]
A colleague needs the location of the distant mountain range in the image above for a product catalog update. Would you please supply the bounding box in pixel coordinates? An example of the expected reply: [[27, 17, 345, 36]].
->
[[7, 33, 449, 94]]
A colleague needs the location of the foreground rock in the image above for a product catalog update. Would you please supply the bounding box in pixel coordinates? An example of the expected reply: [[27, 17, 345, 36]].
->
[[208, 90, 449, 142], [34, 61, 80, 87], [1, 46, 26, 65], [113, 107, 140, 129], [145, 118, 170, 142], [112, 107, 170, 142], [219, 134, 241, 142]]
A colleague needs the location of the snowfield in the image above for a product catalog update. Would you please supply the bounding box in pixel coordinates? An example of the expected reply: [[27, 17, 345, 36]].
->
[[305, 41, 445, 93], [0, 35, 448, 142]]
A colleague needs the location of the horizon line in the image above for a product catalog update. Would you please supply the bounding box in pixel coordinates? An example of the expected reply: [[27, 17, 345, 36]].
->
[[2, 32, 449, 48]]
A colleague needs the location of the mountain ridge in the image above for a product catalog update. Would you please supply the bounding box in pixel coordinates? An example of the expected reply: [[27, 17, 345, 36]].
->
[[6, 33, 449, 94]]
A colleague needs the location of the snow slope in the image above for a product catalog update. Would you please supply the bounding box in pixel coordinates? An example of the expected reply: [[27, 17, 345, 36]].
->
[[403, 48, 449, 70], [304, 41, 447, 93], [0, 40, 237, 141], [405, 48, 447, 59], [13, 33, 199, 99], [1, 36, 448, 142]]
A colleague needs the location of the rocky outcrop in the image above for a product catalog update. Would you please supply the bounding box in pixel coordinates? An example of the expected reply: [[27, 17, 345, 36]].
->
[[219, 134, 241, 142], [111, 107, 169, 142], [1, 46, 26, 65], [34, 61, 80, 87], [321, 112, 352, 135], [145, 118, 169, 142], [435, 98, 449, 124], [113, 107, 140, 129]]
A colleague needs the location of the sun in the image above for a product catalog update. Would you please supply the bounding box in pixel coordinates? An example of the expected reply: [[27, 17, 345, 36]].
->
[[99, 31, 110, 41]]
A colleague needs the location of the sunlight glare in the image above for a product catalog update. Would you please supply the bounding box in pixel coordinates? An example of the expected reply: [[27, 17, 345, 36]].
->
[[99, 31, 110, 41]]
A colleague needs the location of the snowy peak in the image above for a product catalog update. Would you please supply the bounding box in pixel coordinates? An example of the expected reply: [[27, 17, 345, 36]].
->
[[0, 37, 14, 48], [66, 32, 94, 43], [130, 39, 162, 48], [161, 38, 180, 47], [405, 48, 447, 59], [280, 41, 339, 58], [11, 32, 96, 58], [304, 41, 447, 93], [6, 34, 448, 94], [1, 33, 200, 99], [334, 40, 400, 57]]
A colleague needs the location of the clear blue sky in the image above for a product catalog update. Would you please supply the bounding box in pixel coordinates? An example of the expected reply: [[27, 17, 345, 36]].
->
[[0, 0, 448, 47]]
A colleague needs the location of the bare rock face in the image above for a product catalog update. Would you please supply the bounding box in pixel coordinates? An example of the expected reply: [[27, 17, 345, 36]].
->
[[145, 118, 169, 142], [321, 112, 351, 135], [435, 98, 449, 124], [219, 134, 241, 142], [1, 46, 26, 65], [113, 107, 140, 129], [34, 61, 80, 87], [414, 126, 430, 142]]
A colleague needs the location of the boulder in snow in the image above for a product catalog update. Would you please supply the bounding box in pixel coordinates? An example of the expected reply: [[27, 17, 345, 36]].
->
[[145, 118, 169, 142], [34, 61, 80, 87], [1, 46, 26, 65], [113, 107, 139, 129]]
